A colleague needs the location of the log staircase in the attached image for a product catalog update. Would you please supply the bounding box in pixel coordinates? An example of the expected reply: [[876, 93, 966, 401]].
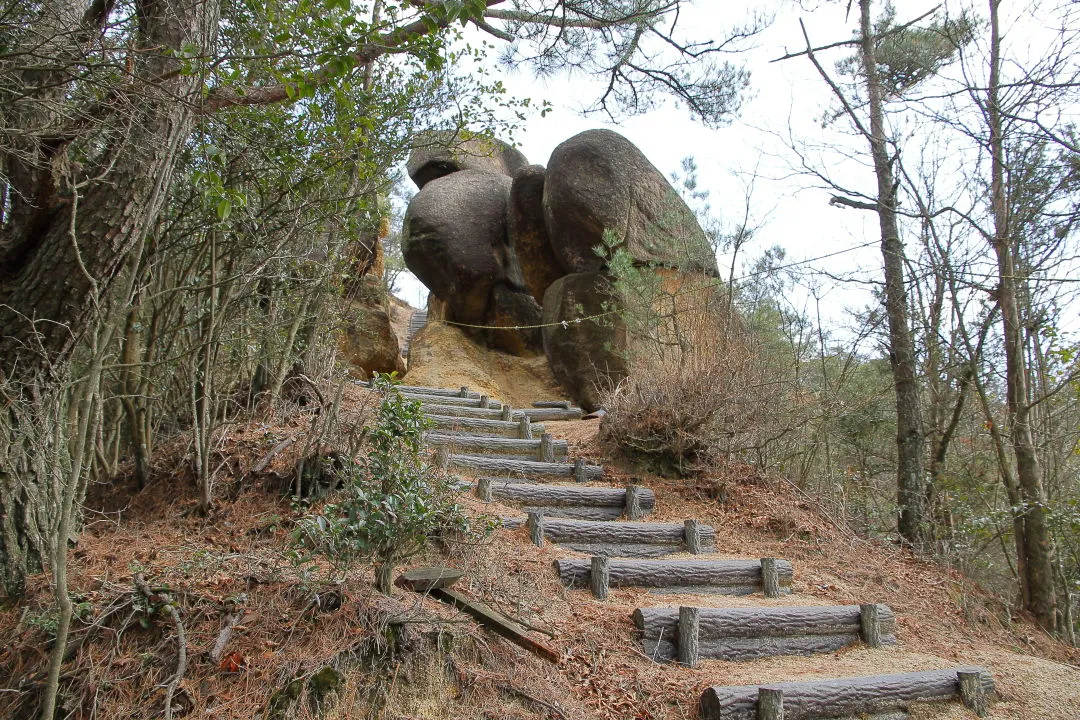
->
[[358, 379, 995, 719]]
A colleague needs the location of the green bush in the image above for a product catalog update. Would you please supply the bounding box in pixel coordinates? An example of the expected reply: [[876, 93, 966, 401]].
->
[[292, 374, 478, 592]]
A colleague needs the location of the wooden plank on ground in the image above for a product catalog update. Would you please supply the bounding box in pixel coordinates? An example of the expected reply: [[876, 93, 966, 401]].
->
[[429, 588, 560, 663]]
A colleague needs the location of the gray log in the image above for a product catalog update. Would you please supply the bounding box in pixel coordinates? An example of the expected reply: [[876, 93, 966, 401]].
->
[[501, 405, 513, 421], [360, 381, 480, 398], [486, 482, 654, 512], [633, 605, 896, 662], [542, 518, 715, 552], [476, 477, 493, 502], [625, 484, 646, 520], [427, 415, 546, 438], [532, 400, 571, 409], [757, 688, 784, 720], [762, 557, 781, 599], [447, 454, 601, 478], [421, 403, 518, 420], [539, 433, 555, 462], [403, 392, 502, 409], [526, 511, 544, 547], [520, 407, 583, 421], [518, 415, 533, 439], [958, 670, 989, 717], [425, 433, 568, 459], [556, 558, 792, 594], [434, 446, 449, 469], [678, 606, 700, 667], [573, 457, 588, 483], [685, 519, 704, 554], [700, 667, 994, 720], [860, 603, 882, 648], [590, 556, 609, 599], [395, 566, 464, 592], [459, 386, 469, 397]]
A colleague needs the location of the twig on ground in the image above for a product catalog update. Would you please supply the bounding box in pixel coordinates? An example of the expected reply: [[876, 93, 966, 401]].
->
[[134, 573, 187, 720]]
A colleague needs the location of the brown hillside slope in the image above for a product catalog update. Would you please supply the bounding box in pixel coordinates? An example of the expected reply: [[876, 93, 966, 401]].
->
[[0, 396, 1076, 719]]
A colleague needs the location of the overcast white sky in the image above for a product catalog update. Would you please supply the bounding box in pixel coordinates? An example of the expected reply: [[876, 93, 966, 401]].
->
[[393, 0, 1079, 340]]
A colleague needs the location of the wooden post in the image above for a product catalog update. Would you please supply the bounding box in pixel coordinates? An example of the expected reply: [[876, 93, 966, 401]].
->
[[677, 606, 700, 667], [434, 446, 449, 469], [957, 670, 988, 717], [539, 433, 555, 462], [476, 477, 492, 502], [518, 415, 532, 439], [459, 386, 469, 398], [625, 484, 644, 520], [684, 519, 703, 554], [573, 457, 587, 483], [760, 557, 780, 598], [757, 687, 784, 720], [526, 511, 545, 547], [859, 603, 882, 648], [479, 395, 489, 409], [501, 405, 512, 421], [590, 556, 609, 600]]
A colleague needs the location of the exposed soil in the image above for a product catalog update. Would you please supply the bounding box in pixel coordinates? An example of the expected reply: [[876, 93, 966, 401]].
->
[[1, 385, 1077, 720]]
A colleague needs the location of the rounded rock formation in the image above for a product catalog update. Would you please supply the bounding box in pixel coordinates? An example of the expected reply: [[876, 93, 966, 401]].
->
[[543, 129, 717, 275], [541, 272, 629, 412], [407, 131, 530, 190], [402, 169, 513, 324], [508, 164, 565, 303]]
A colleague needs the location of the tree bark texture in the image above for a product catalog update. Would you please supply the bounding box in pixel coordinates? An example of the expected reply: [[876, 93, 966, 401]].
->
[[633, 605, 896, 663], [857, 0, 928, 551], [985, 0, 1056, 632], [556, 558, 792, 595], [700, 667, 993, 720]]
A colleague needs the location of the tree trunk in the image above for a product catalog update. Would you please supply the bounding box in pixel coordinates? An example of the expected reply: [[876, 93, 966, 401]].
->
[[857, 0, 928, 551], [986, 0, 1056, 631], [0, 0, 220, 593]]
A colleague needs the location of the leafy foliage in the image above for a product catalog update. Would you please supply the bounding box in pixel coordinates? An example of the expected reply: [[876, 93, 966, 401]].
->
[[292, 374, 480, 591]]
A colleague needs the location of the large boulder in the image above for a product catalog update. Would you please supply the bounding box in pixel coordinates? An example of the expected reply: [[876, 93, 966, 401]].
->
[[543, 129, 717, 275], [485, 284, 542, 356], [508, 164, 565, 303], [338, 299, 406, 379], [541, 272, 629, 412], [402, 169, 513, 324], [407, 132, 530, 190]]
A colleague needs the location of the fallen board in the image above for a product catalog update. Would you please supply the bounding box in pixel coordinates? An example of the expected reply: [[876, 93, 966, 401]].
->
[[429, 588, 559, 663], [632, 605, 896, 662], [555, 558, 793, 595], [480, 482, 655, 521], [425, 434, 568, 459], [395, 566, 464, 592], [541, 518, 715, 557], [446, 454, 602, 479], [427, 415, 546, 438], [699, 667, 994, 720]]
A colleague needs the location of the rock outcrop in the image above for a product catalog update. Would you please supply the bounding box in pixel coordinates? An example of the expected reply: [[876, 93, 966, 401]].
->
[[541, 272, 628, 412], [543, 129, 717, 275], [407, 131, 530, 190], [402, 169, 514, 325], [508, 164, 564, 303], [338, 298, 406, 379]]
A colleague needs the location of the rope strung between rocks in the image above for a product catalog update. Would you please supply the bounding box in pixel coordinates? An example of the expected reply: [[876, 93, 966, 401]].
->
[[438, 240, 880, 331]]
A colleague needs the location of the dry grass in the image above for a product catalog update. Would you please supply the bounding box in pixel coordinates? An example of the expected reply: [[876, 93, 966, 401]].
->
[[2, 394, 1078, 720]]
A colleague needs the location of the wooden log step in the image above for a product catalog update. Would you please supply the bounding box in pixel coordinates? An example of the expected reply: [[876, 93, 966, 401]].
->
[[425, 433, 568, 460], [359, 381, 481, 399], [532, 400, 571, 409], [699, 667, 995, 720], [632, 604, 897, 663], [421, 403, 518, 420], [404, 393, 503, 409], [476, 481, 655, 521], [539, 517, 715, 557], [427, 415, 546, 439], [446, 453, 602, 479], [520, 407, 583, 421], [555, 558, 793, 596]]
